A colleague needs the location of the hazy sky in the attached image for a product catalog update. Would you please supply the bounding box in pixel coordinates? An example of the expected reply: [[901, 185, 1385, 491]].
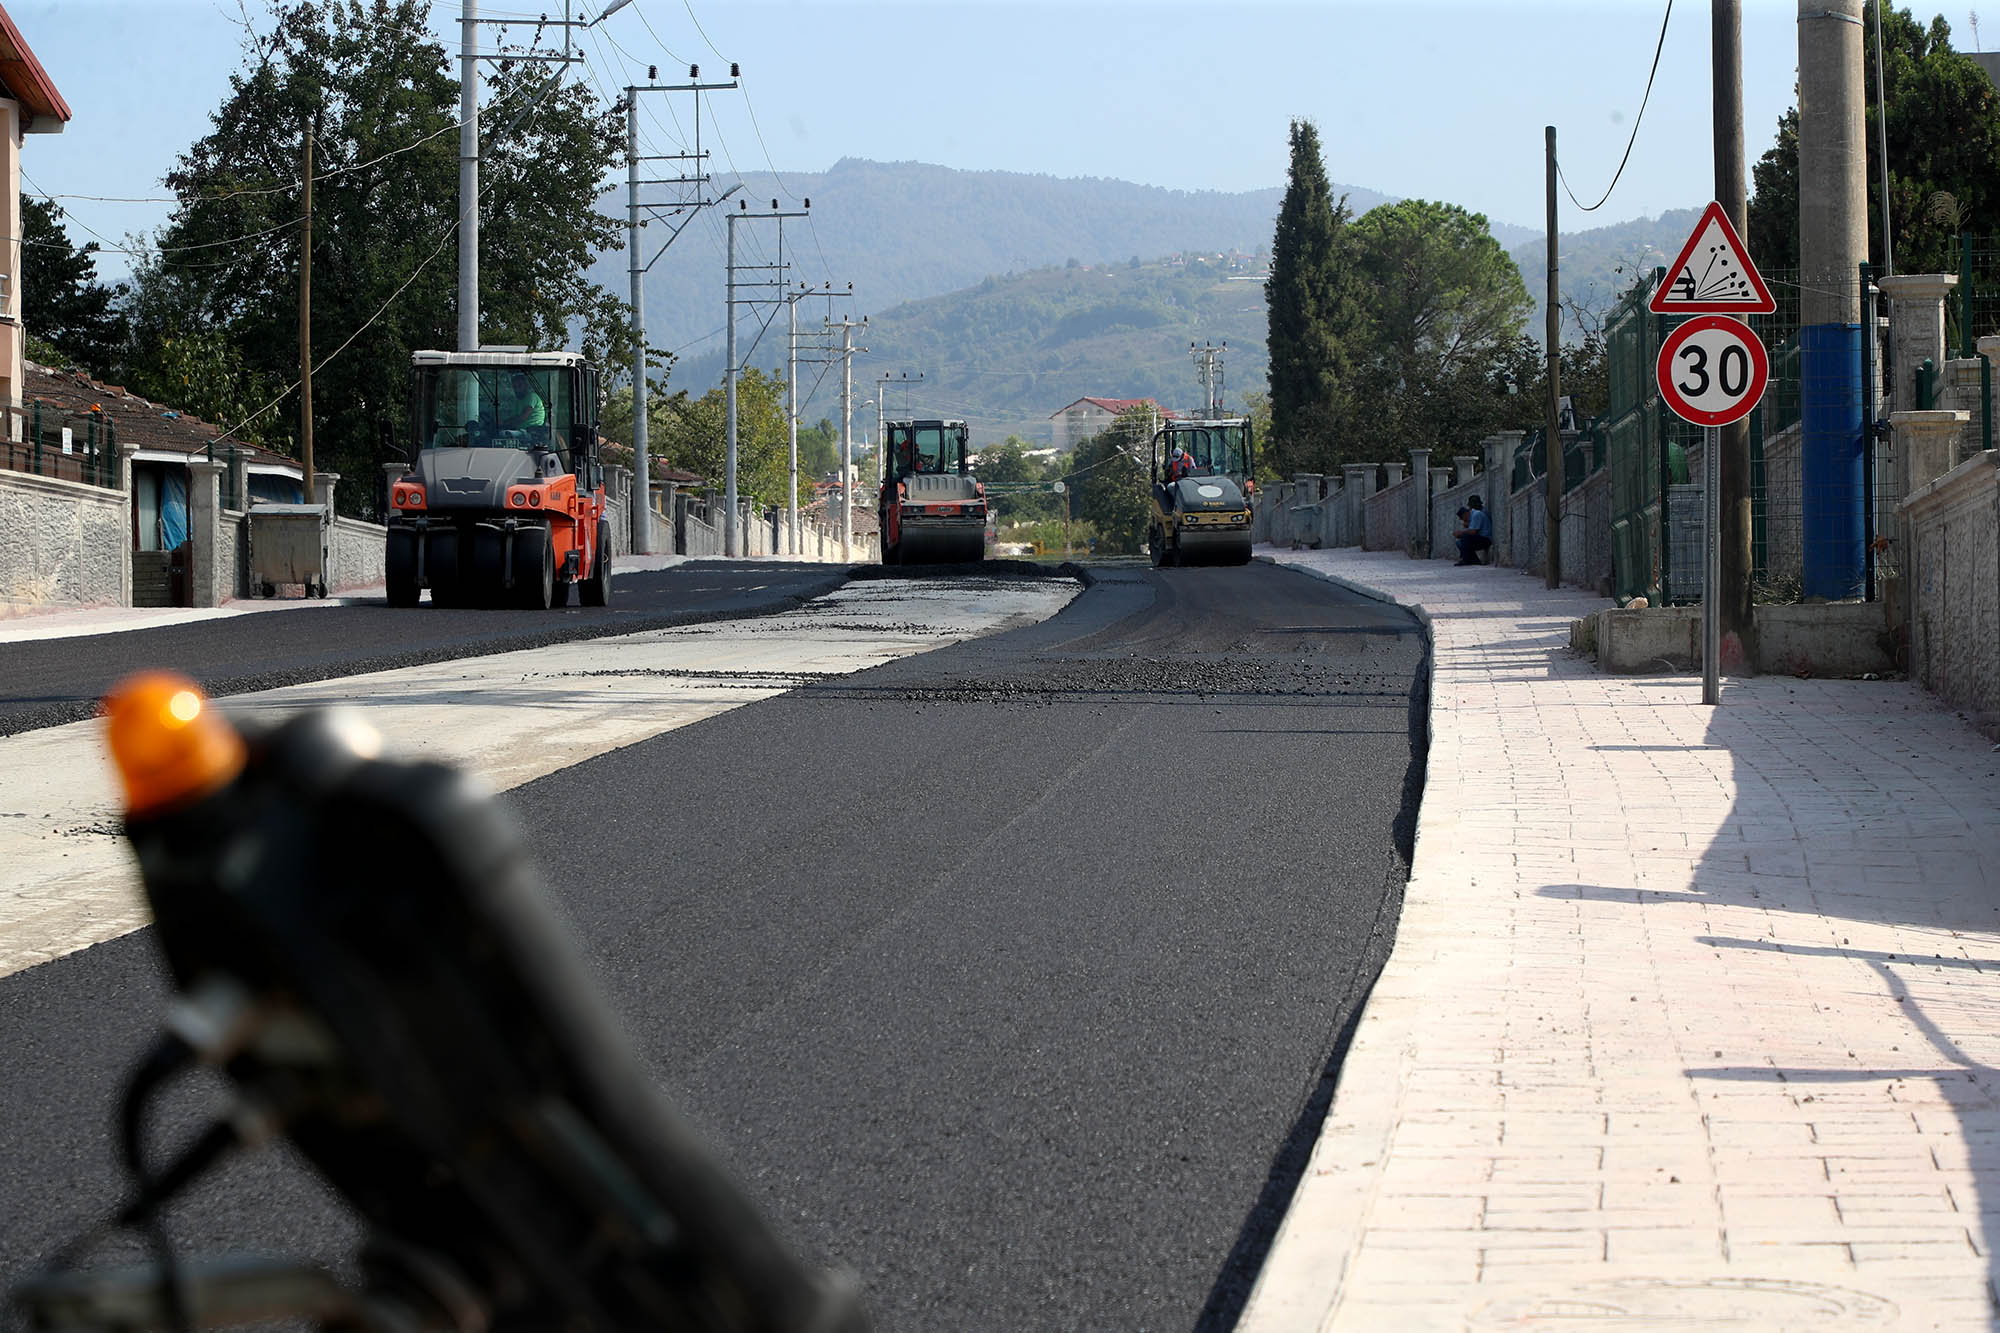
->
[[16, 0, 1849, 286]]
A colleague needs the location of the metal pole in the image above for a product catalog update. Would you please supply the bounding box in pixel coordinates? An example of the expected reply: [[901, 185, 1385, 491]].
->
[[1544, 124, 1563, 589], [724, 211, 738, 558], [457, 0, 479, 352], [1703, 424, 1721, 703], [626, 92, 651, 554], [840, 319, 852, 560], [299, 125, 315, 505], [1872, 0, 1893, 277], [786, 294, 799, 556], [1716, 0, 1753, 668]]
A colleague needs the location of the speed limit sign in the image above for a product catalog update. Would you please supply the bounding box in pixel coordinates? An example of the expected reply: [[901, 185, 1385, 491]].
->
[[1656, 314, 1769, 427]]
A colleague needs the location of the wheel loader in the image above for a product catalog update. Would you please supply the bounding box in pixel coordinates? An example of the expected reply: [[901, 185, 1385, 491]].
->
[[877, 418, 988, 564], [384, 349, 612, 608], [1146, 417, 1256, 567]]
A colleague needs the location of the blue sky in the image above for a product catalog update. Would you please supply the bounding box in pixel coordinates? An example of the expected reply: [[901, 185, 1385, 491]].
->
[[16, 1, 1842, 284]]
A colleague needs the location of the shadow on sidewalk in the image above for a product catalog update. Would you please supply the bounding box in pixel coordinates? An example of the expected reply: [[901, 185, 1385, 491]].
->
[[1533, 677, 2000, 1305]]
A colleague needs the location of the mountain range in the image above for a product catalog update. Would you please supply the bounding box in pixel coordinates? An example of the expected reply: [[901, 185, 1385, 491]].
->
[[588, 159, 1704, 444]]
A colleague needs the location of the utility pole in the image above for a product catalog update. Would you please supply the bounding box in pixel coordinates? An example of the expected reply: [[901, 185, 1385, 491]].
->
[[623, 69, 738, 554], [1190, 340, 1226, 414], [787, 290, 798, 554], [723, 200, 811, 556], [1544, 125, 1563, 590], [825, 315, 867, 560], [1715, 0, 1754, 674], [458, 0, 478, 351], [299, 125, 315, 505]]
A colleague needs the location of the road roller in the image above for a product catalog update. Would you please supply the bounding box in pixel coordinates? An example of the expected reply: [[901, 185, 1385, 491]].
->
[[877, 418, 988, 564], [384, 349, 612, 608], [1146, 417, 1256, 567]]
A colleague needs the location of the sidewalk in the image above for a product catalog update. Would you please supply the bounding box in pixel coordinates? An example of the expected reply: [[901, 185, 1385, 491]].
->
[[0, 553, 693, 645], [1241, 548, 2000, 1331]]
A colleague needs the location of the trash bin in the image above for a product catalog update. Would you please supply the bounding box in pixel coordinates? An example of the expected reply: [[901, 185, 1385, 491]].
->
[[248, 502, 330, 598]]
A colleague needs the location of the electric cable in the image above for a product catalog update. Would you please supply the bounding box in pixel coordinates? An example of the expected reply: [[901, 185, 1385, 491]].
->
[[1556, 0, 1673, 213]]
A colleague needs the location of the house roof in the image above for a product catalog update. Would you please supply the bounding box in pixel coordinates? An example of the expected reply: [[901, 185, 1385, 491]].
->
[[23, 362, 302, 473], [0, 7, 70, 129], [1052, 396, 1177, 420]]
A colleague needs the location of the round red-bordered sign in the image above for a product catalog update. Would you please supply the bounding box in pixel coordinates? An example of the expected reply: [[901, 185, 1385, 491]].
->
[[1655, 314, 1769, 427]]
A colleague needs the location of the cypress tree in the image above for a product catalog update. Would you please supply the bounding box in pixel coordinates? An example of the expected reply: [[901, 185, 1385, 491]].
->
[[1265, 119, 1361, 473]]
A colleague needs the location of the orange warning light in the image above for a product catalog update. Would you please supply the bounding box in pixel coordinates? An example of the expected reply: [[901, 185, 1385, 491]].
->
[[102, 672, 246, 816]]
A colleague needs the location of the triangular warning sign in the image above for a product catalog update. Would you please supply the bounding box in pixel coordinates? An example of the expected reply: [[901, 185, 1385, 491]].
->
[[1648, 201, 1775, 315]]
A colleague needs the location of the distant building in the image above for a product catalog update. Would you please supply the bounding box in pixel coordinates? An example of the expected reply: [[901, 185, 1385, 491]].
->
[[1049, 396, 1175, 451]]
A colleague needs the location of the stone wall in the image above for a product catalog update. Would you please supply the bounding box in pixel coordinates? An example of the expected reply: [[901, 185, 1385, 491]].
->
[[0, 469, 127, 613], [1364, 468, 1416, 553], [1903, 449, 2000, 732], [1506, 463, 1612, 593]]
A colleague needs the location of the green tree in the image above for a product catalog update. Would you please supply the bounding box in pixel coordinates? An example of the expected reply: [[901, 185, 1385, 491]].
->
[[21, 197, 124, 373], [128, 0, 629, 516], [1264, 119, 1365, 473], [797, 417, 839, 478], [651, 369, 804, 507], [1348, 199, 1532, 457], [976, 435, 1057, 520], [1063, 407, 1151, 553], [1749, 8, 2000, 278]]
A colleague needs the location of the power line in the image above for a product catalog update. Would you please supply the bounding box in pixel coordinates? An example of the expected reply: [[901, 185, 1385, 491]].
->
[[1556, 0, 1673, 213]]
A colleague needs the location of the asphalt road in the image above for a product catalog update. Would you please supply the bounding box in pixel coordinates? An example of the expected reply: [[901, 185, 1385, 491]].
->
[[0, 560, 850, 737], [0, 559, 1426, 1331]]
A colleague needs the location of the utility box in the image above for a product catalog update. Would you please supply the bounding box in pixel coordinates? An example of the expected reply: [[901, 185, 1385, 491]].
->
[[248, 502, 329, 598]]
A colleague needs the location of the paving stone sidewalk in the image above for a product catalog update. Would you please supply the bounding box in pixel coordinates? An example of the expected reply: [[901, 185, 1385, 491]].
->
[[1239, 548, 2000, 1332]]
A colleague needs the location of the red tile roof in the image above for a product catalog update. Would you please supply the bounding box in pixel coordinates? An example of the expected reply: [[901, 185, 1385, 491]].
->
[[24, 361, 299, 471], [0, 7, 70, 126]]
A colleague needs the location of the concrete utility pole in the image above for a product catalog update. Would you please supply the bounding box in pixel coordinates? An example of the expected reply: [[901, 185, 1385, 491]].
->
[[1872, 0, 1894, 277], [825, 315, 867, 560], [723, 201, 810, 556], [299, 125, 315, 504], [1798, 0, 1869, 600], [1544, 125, 1563, 590], [623, 72, 738, 554], [1715, 0, 1754, 671], [1799, 0, 1868, 330], [457, 0, 479, 351], [1190, 341, 1227, 415], [786, 291, 798, 554]]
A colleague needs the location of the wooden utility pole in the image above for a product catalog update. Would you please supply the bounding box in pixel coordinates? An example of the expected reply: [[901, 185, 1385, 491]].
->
[[299, 125, 315, 505], [1544, 125, 1562, 589], [1715, 0, 1754, 667]]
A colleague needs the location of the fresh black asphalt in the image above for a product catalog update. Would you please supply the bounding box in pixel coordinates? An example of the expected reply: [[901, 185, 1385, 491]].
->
[[0, 559, 1426, 1331], [0, 560, 850, 737]]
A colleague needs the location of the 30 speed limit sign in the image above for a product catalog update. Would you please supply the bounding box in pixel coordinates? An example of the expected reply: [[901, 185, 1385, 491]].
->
[[1656, 314, 1769, 427]]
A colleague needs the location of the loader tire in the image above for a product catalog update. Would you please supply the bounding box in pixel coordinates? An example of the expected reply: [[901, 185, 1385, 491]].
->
[[386, 530, 420, 607], [514, 525, 555, 610], [580, 522, 612, 606]]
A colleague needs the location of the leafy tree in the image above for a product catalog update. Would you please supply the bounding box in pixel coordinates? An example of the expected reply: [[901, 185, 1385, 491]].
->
[[1347, 199, 1532, 457], [21, 198, 124, 373], [976, 435, 1058, 520], [797, 417, 839, 478], [1063, 406, 1151, 553], [1264, 119, 1365, 473], [128, 0, 629, 516], [650, 368, 803, 507], [1749, 7, 2000, 277]]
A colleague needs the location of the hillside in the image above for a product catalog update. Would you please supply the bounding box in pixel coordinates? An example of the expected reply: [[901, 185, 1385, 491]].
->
[[1507, 206, 1706, 339], [671, 253, 1272, 445], [591, 157, 1393, 363]]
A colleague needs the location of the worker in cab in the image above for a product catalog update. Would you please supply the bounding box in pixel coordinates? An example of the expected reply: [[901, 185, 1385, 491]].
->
[[1166, 445, 1194, 484], [500, 372, 548, 433]]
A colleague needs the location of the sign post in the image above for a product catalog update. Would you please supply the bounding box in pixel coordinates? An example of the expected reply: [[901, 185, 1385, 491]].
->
[[1651, 202, 1775, 706]]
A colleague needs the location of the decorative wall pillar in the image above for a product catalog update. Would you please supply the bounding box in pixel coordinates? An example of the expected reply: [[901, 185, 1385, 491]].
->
[[188, 457, 225, 608], [1878, 274, 1957, 416]]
